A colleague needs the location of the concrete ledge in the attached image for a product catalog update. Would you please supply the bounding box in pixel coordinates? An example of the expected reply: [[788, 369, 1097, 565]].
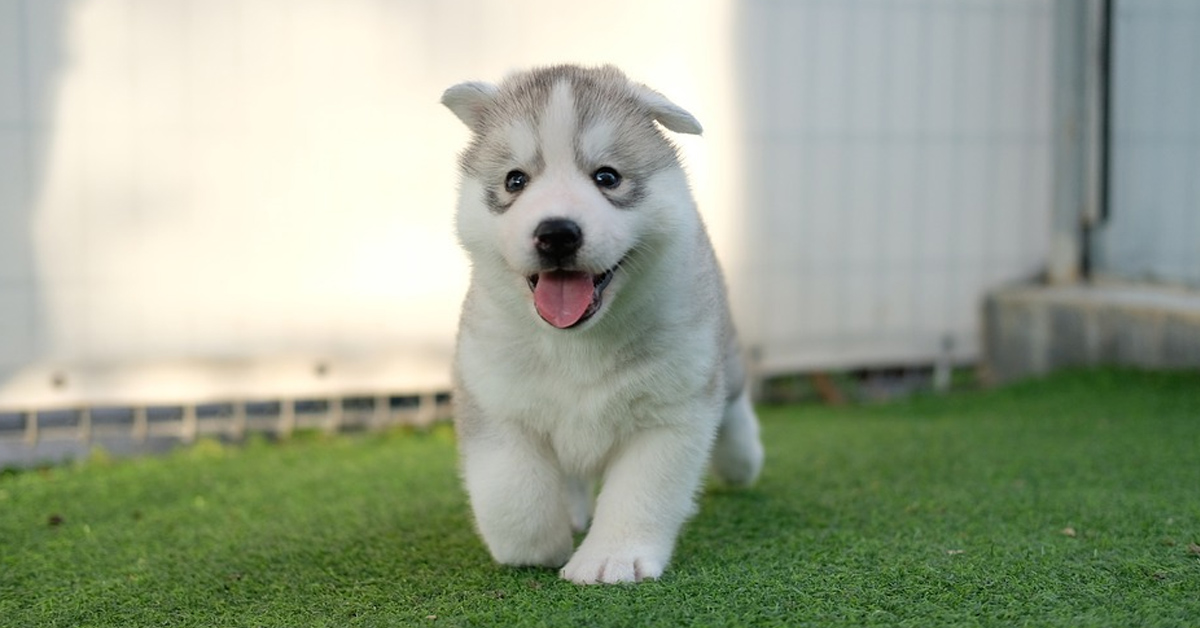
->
[[984, 283, 1200, 383]]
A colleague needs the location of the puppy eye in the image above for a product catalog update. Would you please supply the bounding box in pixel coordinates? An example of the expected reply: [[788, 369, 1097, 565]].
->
[[592, 167, 621, 190], [505, 170, 529, 193]]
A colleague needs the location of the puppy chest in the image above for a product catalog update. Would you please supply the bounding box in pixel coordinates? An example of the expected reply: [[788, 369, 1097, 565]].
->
[[504, 378, 641, 472]]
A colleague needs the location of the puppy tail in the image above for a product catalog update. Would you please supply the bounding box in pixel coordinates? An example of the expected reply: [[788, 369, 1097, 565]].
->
[[710, 390, 764, 487]]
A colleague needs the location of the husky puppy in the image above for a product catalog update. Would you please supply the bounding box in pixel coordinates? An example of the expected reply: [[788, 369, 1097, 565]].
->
[[442, 65, 763, 584]]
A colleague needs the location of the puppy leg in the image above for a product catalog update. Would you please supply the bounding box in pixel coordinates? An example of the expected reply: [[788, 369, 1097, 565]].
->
[[561, 423, 712, 584], [566, 475, 594, 533], [710, 389, 764, 487], [460, 429, 574, 568]]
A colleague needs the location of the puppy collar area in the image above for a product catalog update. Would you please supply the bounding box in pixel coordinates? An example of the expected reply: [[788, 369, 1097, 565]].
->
[[528, 267, 616, 329]]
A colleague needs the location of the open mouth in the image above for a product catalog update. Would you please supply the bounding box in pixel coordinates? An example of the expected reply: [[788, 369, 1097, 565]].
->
[[526, 265, 618, 329]]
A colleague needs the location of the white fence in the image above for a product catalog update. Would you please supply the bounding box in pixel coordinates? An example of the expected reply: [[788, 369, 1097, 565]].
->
[[2, 0, 1067, 440], [732, 0, 1056, 372], [1098, 0, 1200, 288], [0, 0, 743, 416]]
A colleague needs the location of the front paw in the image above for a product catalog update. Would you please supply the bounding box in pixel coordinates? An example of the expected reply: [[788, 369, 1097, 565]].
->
[[490, 533, 573, 569], [560, 544, 666, 584]]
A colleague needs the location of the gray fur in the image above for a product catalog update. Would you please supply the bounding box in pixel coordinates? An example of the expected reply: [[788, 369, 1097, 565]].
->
[[445, 65, 693, 193]]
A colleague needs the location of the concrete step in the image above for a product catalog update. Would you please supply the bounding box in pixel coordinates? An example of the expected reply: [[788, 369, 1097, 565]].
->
[[984, 283, 1200, 383]]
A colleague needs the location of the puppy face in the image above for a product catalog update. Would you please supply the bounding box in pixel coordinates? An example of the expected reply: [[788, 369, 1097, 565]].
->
[[445, 65, 701, 329]]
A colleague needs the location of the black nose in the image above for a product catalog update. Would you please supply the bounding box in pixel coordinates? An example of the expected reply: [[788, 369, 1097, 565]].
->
[[533, 218, 583, 261]]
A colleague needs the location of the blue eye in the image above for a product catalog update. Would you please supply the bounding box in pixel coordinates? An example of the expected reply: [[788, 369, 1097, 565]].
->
[[505, 170, 529, 193], [593, 167, 621, 189]]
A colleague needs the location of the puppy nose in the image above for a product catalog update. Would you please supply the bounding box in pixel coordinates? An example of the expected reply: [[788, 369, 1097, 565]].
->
[[533, 218, 583, 261]]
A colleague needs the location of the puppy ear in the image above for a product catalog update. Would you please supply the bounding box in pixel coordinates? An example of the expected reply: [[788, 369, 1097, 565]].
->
[[441, 81, 499, 131], [633, 85, 703, 135]]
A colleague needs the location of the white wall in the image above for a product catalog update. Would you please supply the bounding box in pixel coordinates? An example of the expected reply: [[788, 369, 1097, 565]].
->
[[0, 0, 1061, 407], [733, 0, 1056, 372], [0, 0, 741, 405], [1099, 0, 1200, 288]]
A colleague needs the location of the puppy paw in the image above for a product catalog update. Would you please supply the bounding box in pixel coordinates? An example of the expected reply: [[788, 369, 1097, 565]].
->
[[560, 545, 665, 584], [492, 536, 573, 569]]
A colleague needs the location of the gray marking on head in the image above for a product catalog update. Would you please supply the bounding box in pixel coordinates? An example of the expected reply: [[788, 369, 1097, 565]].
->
[[447, 65, 701, 212], [484, 187, 514, 214]]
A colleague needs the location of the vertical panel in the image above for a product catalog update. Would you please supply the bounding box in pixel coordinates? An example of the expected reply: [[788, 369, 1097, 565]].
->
[[0, 0, 22, 124], [0, 134, 27, 281], [1100, 1, 1200, 287], [0, 0, 31, 372], [735, 0, 1057, 371], [0, 133, 32, 370]]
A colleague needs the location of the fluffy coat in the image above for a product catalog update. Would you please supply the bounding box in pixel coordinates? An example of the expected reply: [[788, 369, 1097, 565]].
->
[[443, 65, 763, 584]]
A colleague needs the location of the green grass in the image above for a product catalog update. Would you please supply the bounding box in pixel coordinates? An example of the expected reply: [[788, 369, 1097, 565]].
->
[[2, 368, 1199, 627]]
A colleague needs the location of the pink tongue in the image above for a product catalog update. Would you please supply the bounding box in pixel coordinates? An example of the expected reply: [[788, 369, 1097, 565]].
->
[[533, 270, 594, 329]]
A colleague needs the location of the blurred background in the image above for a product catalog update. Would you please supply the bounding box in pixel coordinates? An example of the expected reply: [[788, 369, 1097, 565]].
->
[[1, 0, 1198, 461]]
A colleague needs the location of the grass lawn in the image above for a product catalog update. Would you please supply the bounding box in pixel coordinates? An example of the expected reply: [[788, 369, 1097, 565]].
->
[[2, 368, 1198, 627]]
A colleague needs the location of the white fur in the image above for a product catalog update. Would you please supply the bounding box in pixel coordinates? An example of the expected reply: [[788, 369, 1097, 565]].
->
[[445, 66, 763, 585], [539, 82, 578, 172]]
